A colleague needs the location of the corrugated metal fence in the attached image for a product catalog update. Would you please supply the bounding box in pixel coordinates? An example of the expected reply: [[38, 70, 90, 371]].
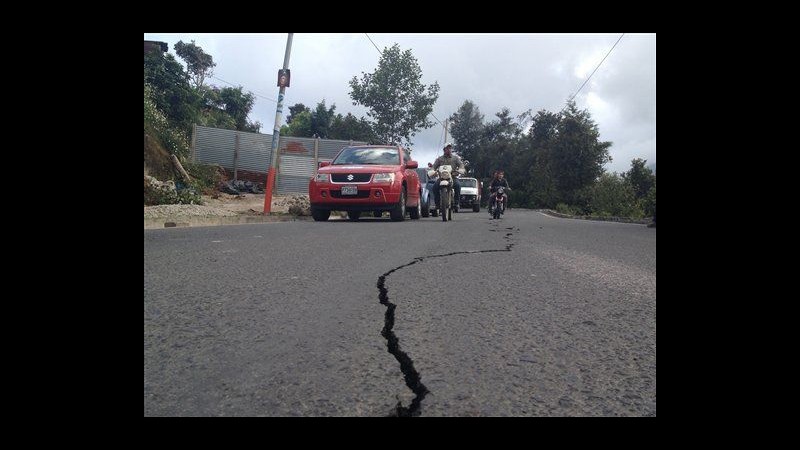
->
[[192, 125, 366, 195]]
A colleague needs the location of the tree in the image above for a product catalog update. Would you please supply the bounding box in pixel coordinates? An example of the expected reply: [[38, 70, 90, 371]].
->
[[286, 103, 309, 124], [622, 158, 655, 200], [349, 43, 440, 147], [482, 108, 523, 170], [219, 86, 258, 132], [587, 172, 642, 218], [519, 109, 563, 208], [310, 100, 336, 138], [280, 110, 312, 137], [174, 40, 216, 89], [199, 86, 260, 132], [280, 100, 338, 138], [329, 113, 378, 142], [281, 100, 377, 142], [642, 179, 656, 217], [144, 52, 201, 135], [449, 100, 485, 176], [550, 100, 612, 207]]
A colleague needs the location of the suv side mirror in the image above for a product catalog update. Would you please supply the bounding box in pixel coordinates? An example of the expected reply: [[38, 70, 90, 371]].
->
[[406, 160, 418, 169], [319, 161, 331, 168]]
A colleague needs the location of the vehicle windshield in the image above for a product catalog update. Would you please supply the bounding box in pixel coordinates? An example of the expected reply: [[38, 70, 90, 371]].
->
[[333, 147, 399, 165], [459, 179, 477, 188]]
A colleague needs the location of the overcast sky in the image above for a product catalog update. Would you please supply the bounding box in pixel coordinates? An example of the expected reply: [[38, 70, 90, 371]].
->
[[144, 33, 655, 174]]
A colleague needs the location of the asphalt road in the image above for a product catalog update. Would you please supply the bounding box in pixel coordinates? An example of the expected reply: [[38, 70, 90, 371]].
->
[[144, 209, 656, 416]]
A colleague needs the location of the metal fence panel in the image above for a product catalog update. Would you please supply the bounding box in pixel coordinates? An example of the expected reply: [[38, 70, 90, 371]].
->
[[194, 126, 273, 172], [279, 155, 314, 178], [277, 174, 310, 196], [192, 125, 367, 196], [278, 136, 315, 157], [194, 126, 237, 166], [237, 131, 272, 172]]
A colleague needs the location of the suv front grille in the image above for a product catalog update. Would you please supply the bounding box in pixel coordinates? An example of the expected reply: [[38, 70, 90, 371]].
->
[[331, 173, 372, 183]]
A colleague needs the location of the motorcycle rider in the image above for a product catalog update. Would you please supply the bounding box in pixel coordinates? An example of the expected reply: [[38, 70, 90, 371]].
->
[[432, 143, 464, 211], [488, 170, 510, 214]]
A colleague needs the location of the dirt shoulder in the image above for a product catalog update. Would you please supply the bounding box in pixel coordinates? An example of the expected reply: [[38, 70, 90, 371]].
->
[[144, 194, 307, 220]]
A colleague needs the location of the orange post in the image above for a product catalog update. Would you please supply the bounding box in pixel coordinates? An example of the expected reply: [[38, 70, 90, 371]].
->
[[263, 168, 276, 213]]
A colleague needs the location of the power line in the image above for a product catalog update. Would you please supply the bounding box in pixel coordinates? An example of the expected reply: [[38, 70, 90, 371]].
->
[[209, 75, 277, 103], [568, 33, 624, 103], [365, 33, 382, 55], [430, 111, 444, 128]]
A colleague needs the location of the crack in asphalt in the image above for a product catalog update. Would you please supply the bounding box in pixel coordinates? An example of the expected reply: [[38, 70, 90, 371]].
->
[[378, 223, 518, 416]]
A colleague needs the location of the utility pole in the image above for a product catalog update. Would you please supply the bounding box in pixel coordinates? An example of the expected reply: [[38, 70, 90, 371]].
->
[[263, 33, 293, 214], [440, 118, 448, 158]]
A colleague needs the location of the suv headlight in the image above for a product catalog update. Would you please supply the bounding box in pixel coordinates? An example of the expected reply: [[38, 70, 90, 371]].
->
[[313, 173, 329, 183], [372, 173, 395, 183]]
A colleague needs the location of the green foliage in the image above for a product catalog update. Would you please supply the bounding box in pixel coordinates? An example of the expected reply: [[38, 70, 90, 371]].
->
[[183, 161, 227, 195], [281, 110, 312, 137], [515, 110, 563, 208], [174, 40, 216, 88], [144, 83, 190, 159], [349, 43, 440, 147], [220, 86, 259, 132], [286, 103, 309, 124], [310, 101, 336, 138], [329, 113, 378, 142], [449, 100, 485, 176], [145, 46, 260, 139], [444, 98, 635, 216], [144, 52, 201, 136], [587, 173, 643, 218], [199, 85, 261, 132], [281, 100, 377, 142], [642, 182, 656, 217], [550, 101, 612, 206], [480, 108, 524, 176], [144, 178, 203, 206], [555, 203, 580, 215], [282, 101, 334, 138], [622, 158, 655, 199]]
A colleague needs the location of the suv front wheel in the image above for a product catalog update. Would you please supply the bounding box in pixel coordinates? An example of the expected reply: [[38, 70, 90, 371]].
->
[[311, 208, 331, 221], [390, 189, 406, 221], [409, 195, 421, 219]]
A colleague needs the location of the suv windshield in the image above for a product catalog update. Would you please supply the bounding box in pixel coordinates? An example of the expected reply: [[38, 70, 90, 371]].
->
[[459, 179, 477, 188], [333, 147, 399, 165]]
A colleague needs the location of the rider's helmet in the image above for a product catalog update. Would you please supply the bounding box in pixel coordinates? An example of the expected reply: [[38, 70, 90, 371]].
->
[[443, 143, 453, 154]]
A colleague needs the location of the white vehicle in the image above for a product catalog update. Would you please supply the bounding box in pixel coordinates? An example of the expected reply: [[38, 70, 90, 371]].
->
[[457, 177, 481, 212]]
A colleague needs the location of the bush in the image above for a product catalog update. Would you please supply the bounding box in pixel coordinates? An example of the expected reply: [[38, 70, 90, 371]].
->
[[144, 176, 203, 206], [555, 203, 579, 215], [183, 161, 227, 195], [144, 83, 190, 159], [642, 184, 656, 217], [587, 173, 643, 218]]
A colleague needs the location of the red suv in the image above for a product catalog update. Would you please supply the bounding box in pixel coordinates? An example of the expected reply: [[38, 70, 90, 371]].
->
[[309, 145, 422, 221]]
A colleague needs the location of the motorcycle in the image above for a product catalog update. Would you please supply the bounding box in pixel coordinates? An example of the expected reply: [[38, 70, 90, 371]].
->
[[428, 165, 464, 222], [489, 186, 508, 219]]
